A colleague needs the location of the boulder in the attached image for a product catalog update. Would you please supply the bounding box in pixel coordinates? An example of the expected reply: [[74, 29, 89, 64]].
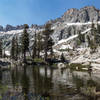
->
[[57, 63, 66, 69]]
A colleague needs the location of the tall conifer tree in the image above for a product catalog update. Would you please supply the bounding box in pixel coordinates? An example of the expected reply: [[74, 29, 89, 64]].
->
[[21, 24, 29, 62]]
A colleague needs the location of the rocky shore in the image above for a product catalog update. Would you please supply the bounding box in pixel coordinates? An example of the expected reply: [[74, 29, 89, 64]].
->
[[0, 58, 11, 71]]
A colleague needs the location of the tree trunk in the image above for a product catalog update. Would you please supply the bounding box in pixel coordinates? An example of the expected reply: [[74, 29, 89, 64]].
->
[[37, 49, 40, 58], [50, 47, 53, 59], [24, 52, 26, 63], [44, 48, 47, 61]]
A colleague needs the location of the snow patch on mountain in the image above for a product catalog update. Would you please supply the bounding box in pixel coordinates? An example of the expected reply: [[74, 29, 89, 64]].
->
[[54, 28, 91, 47], [59, 44, 73, 50], [64, 21, 100, 26]]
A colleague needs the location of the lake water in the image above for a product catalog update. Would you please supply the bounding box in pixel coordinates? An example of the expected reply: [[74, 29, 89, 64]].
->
[[0, 65, 100, 100]]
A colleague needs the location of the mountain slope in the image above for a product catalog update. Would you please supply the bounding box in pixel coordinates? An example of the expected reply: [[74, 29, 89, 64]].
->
[[0, 6, 100, 56]]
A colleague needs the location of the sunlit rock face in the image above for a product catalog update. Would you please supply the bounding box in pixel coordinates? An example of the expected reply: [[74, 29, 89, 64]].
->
[[0, 6, 100, 51], [62, 6, 100, 23]]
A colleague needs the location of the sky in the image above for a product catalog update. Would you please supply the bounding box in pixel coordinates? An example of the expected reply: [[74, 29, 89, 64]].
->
[[0, 0, 100, 26]]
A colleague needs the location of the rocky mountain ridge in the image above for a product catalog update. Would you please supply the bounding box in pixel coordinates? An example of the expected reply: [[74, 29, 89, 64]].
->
[[0, 6, 100, 32], [62, 6, 100, 23], [1, 6, 100, 69], [1, 6, 100, 50], [0, 6, 100, 51], [0, 24, 43, 32]]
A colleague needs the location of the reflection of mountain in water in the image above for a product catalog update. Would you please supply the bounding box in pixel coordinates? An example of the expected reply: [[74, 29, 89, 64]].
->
[[0, 66, 100, 100]]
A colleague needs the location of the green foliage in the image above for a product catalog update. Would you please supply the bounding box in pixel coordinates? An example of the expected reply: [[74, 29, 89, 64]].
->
[[73, 75, 84, 90], [36, 32, 44, 58], [0, 84, 8, 94], [91, 22, 95, 35], [68, 63, 90, 71], [78, 31, 85, 43], [76, 30, 85, 46], [87, 35, 91, 46], [15, 37, 19, 60], [0, 40, 2, 58], [87, 79, 96, 87], [34, 58, 45, 63], [32, 33, 37, 59], [95, 23, 100, 45], [10, 36, 19, 60], [11, 37, 16, 59], [61, 53, 66, 62], [52, 63, 57, 68], [76, 39, 81, 46], [43, 23, 54, 60], [89, 39, 97, 53], [24, 24, 29, 29], [21, 24, 29, 61], [21, 29, 29, 53], [87, 22, 99, 51], [59, 48, 70, 52], [59, 29, 64, 40]]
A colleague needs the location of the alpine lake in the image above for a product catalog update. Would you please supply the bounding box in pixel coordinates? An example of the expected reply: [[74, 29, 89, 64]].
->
[[0, 64, 100, 100]]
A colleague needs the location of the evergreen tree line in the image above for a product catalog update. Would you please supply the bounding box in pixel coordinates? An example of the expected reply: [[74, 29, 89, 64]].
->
[[10, 24, 54, 63], [0, 40, 2, 58]]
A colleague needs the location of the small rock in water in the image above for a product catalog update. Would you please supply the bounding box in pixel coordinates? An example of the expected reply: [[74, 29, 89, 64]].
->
[[57, 63, 66, 69]]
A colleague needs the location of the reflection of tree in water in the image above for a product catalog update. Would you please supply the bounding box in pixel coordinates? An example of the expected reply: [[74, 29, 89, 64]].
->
[[72, 73, 100, 100], [32, 66, 53, 98], [72, 74, 84, 91], [11, 66, 20, 88], [21, 65, 30, 100], [0, 70, 2, 84]]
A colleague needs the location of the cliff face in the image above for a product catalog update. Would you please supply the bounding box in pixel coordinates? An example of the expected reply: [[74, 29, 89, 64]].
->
[[62, 6, 100, 23], [1, 6, 100, 69], [0, 6, 100, 50]]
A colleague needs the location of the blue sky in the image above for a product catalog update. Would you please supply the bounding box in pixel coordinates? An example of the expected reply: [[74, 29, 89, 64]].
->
[[0, 0, 100, 26]]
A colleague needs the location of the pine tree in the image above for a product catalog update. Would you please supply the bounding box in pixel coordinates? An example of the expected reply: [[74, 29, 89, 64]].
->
[[87, 35, 91, 46], [32, 32, 37, 59], [97, 23, 100, 34], [43, 23, 54, 61], [47, 37, 54, 58], [15, 36, 19, 60], [0, 40, 2, 58], [59, 29, 64, 40], [90, 22, 97, 50], [37, 32, 43, 58], [61, 53, 66, 62], [91, 22, 95, 35], [11, 37, 16, 59], [21, 24, 29, 62], [78, 30, 85, 43], [95, 23, 100, 45]]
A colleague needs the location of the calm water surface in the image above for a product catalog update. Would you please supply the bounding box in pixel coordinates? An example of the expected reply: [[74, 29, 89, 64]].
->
[[0, 65, 100, 100]]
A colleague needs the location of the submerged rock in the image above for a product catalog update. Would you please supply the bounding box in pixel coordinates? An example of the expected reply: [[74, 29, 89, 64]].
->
[[0, 60, 11, 71], [57, 63, 66, 69]]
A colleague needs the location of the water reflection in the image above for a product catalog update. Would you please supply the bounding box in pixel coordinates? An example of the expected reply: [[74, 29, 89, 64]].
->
[[0, 65, 100, 100], [32, 66, 53, 99], [21, 65, 30, 100], [11, 66, 20, 88], [0, 70, 2, 84]]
